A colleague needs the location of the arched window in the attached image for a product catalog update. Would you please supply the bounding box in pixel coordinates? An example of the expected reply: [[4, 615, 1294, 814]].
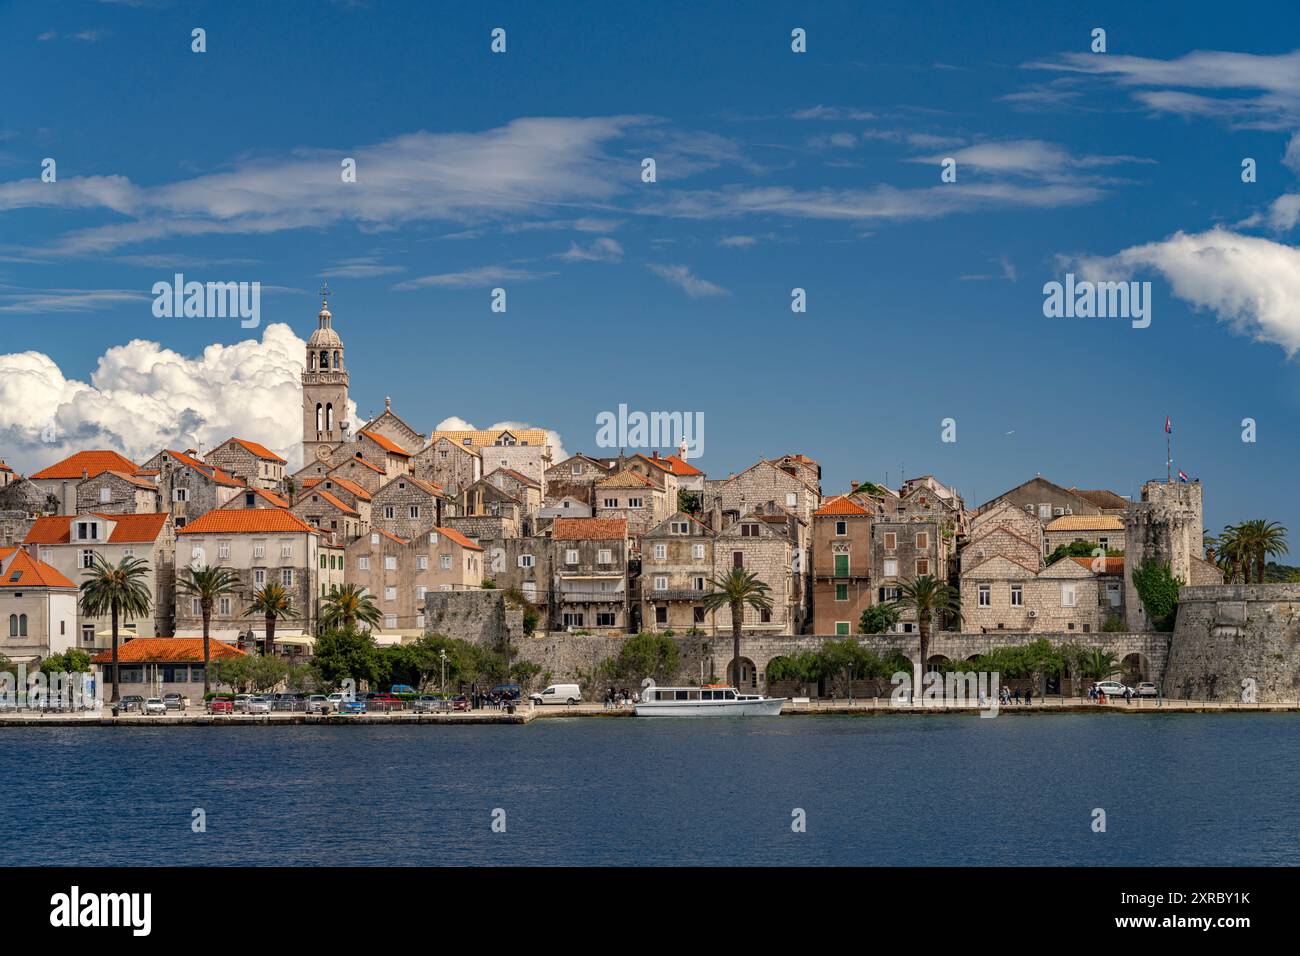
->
[[333, 350, 340, 369], [316, 403, 323, 432], [18, 614, 27, 637], [308, 352, 316, 370], [326, 403, 334, 431], [8, 614, 15, 637], [320, 350, 329, 370]]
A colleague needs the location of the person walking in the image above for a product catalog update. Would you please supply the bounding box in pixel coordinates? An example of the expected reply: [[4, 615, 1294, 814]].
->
[[1025, 687, 1033, 706]]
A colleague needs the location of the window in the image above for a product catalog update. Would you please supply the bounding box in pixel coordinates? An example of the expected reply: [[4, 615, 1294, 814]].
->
[[834, 554, 850, 578], [915, 559, 929, 575], [440, 555, 451, 570], [76, 521, 98, 541], [1060, 582, 1077, 607], [835, 584, 848, 602], [1010, 585, 1023, 606], [254, 568, 266, 586], [385, 614, 397, 629], [741, 523, 760, 537], [358, 556, 370, 571], [883, 532, 897, 550], [978, 585, 991, 607], [81, 624, 95, 646], [253, 540, 266, 558], [596, 612, 617, 628], [384, 586, 396, 602], [655, 606, 668, 625], [1098, 537, 1109, 551], [409, 506, 421, 519], [835, 520, 847, 536], [693, 607, 706, 624], [597, 549, 612, 565], [416, 585, 427, 600], [603, 498, 618, 509], [915, 532, 929, 549], [733, 550, 744, 568], [383, 506, 395, 520], [320, 554, 327, 569], [281, 568, 293, 587], [627, 497, 643, 509], [835, 622, 850, 636], [81, 549, 95, 569], [384, 556, 397, 571], [692, 544, 705, 560], [653, 544, 667, 560], [671, 521, 689, 533], [280, 540, 293, 558], [99, 487, 111, 504], [416, 614, 425, 628], [883, 559, 898, 577], [417, 555, 428, 570], [174, 488, 189, 502], [121, 548, 134, 559], [428, 532, 439, 545], [519, 554, 535, 568], [572, 464, 584, 476], [523, 582, 537, 600], [218, 596, 231, 615], [370, 533, 380, 545], [191, 598, 201, 616], [218, 541, 230, 559], [760, 608, 772, 623], [565, 549, 579, 565]]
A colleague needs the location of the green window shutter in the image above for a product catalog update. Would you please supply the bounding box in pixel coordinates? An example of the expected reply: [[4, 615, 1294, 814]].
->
[[834, 554, 849, 577], [835, 622, 850, 636], [835, 584, 848, 601]]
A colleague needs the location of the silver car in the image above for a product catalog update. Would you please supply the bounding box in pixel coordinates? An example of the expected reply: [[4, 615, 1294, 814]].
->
[[306, 694, 331, 714], [246, 696, 272, 714], [1136, 682, 1159, 697], [144, 697, 167, 715]]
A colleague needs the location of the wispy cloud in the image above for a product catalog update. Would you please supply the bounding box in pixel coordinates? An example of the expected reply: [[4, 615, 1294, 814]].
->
[[647, 263, 727, 297], [392, 265, 553, 290], [0, 285, 147, 314], [320, 256, 406, 279], [556, 237, 624, 262]]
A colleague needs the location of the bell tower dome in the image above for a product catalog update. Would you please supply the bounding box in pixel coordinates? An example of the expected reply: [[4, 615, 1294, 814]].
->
[[301, 282, 351, 467]]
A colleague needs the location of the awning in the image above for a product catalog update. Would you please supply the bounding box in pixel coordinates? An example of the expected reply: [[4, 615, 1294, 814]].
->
[[273, 634, 315, 648], [96, 629, 140, 637], [372, 629, 424, 646], [174, 629, 241, 641], [249, 628, 305, 640]]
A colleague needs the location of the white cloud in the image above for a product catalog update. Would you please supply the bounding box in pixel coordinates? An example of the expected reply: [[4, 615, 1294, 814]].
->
[[647, 263, 728, 298], [556, 237, 624, 262], [0, 285, 148, 313], [433, 416, 567, 462], [0, 323, 328, 472], [392, 265, 553, 290], [1075, 228, 1300, 357]]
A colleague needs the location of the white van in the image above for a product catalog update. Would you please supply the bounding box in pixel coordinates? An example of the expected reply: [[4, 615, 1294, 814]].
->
[[530, 683, 581, 705]]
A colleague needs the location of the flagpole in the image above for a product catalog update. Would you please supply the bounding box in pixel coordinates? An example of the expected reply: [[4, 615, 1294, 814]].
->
[[1166, 419, 1172, 483]]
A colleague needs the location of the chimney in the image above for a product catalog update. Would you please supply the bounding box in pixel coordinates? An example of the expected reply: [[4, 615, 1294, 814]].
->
[[185, 448, 197, 457], [850, 481, 860, 492], [82, 468, 88, 481]]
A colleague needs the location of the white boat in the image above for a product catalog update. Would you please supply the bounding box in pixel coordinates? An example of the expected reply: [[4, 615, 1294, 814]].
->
[[634, 681, 785, 717]]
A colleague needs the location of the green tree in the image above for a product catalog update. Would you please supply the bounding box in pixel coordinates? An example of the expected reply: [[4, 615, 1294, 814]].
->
[[39, 649, 94, 674], [1045, 540, 1122, 566], [1076, 648, 1121, 682], [678, 490, 701, 514], [79, 554, 154, 702], [176, 565, 242, 696], [320, 583, 382, 631], [1131, 558, 1182, 631], [601, 632, 680, 684], [1236, 519, 1288, 583], [859, 603, 900, 635], [244, 583, 296, 657], [701, 568, 773, 688], [310, 627, 380, 691], [889, 574, 961, 681]]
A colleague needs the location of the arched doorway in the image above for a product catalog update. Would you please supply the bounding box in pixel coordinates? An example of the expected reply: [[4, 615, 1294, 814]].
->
[[724, 657, 759, 690], [1122, 652, 1150, 684]]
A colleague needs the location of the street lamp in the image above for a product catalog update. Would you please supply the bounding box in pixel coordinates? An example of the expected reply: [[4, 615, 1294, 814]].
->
[[439, 649, 447, 695]]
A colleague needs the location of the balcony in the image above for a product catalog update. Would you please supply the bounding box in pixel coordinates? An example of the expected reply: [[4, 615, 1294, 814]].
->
[[645, 588, 708, 601]]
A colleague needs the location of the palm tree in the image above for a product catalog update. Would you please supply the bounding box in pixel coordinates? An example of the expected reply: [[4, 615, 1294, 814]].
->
[[1078, 648, 1121, 682], [244, 583, 297, 657], [1216, 523, 1247, 583], [1236, 519, 1287, 583], [79, 554, 153, 703], [320, 583, 382, 632], [890, 574, 961, 688], [177, 565, 242, 696], [701, 568, 773, 689]]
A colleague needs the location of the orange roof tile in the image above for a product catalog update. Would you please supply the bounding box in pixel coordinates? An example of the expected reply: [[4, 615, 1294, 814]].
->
[[177, 508, 317, 535], [434, 526, 484, 551], [102, 470, 159, 491], [359, 430, 412, 457], [24, 513, 170, 546], [661, 454, 703, 476], [333, 456, 386, 475], [31, 450, 139, 481], [304, 476, 373, 501], [0, 550, 76, 588], [1070, 556, 1126, 575], [377, 529, 408, 545], [552, 517, 628, 541], [814, 496, 870, 516], [223, 437, 287, 463], [0, 461, 14, 473], [298, 488, 358, 516], [164, 449, 244, 487], [91, 638, 245, 664]]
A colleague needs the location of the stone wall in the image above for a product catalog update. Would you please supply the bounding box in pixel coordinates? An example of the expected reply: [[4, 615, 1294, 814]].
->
[[1164, 583, 1300, 702], [423, 589, 525, 647]]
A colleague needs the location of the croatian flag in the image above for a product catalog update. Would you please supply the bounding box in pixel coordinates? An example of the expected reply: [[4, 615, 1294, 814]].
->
[[1178, 470, 1189, 483], [1165, 416, 1172, 434]]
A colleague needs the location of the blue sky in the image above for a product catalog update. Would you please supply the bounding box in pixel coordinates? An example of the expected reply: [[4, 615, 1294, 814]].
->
[[2, 0, 1300, 547]]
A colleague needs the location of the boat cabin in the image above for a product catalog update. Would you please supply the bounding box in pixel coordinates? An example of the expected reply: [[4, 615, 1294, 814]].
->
[[646, 687, 739, 702]]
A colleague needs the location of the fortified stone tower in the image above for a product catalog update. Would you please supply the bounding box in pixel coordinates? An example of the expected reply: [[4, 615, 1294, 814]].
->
[[301, 287, 350, 467], [1123, 479, 1204, 630]]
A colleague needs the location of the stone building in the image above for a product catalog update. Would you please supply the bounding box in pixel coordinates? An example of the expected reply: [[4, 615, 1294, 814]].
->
[[544, 453, 615, 511], [175, 508, 344, 649], [1043, 514, 1126, 558], [371, 475, 445, 541], [1123, 479, 1221, 630], [75, 470, 161, 515], [484, 468, 541, 517], [0, 479, 55, 548], [427, 427, 553, 491], [413, 436, 482, 497], [290, 485, 363, 547], [710, 458, 821, 528], [294, 452, 389, 495], [474, 536, 554, 611], [452, 478, 525, 539], [140, 448, 244, 530], [640, 512, 716, 632], [29, 450, 141, 515], [961, 554, 1124, 634], [346, 524, 484, 636], [870, 516, 950, 633], [594, 465, 671, 542], [301, 295, 351, 469], [205, 437, 287, 491], [0, 547, 79, 663], [355, 428, 414, 480], [300, 476, 372, 516], [25, 512, 175, 649], [360, 399, 425, 461], [962, 499, 1044, 569], [712, 509, 799, 635], [222, 487, 291, 510], [0, 460, 14, 488], [811, 496, 873, 636], [550, 517, 631, 633], [975, 476, 1103, 523]]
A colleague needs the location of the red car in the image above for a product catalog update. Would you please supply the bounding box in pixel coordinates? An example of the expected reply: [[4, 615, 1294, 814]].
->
[[369, 694, 406, 712], [207, 697, 234, 715]]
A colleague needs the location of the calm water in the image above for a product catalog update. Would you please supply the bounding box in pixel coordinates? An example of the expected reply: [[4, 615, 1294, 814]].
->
[[4, 714, 1296, 866]]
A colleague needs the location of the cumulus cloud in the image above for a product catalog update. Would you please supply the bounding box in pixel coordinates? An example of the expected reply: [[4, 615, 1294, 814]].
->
[[1074, 228, 1300, 357], [0, 323, 332, 472], [433, 416, 567, 463]]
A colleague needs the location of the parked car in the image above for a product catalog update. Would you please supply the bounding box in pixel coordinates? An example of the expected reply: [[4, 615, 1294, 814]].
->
[[340, 699, 367, 715], [326, 693, 349, 710], [390, 684, 417, 695], [450, 695, 469, 712], [233, 694, 254, 713], [208, 696, 234, 715], [530, 683, 581, 705], [246, 696, 272, 714], [163, 692, 185, 711], [144, 697, 167, 715], [369, 693, 405, 711], [119, 695, 145, 713], [306, 694, 331, 714], [1135, 682, 1159, 698], [272, 693, 304, 712], [1093, 681, 1129, 698], [413, 695, 442, 713]]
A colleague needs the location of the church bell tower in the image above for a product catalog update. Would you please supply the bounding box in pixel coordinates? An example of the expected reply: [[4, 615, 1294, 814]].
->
[[301, 283, 350, 466]]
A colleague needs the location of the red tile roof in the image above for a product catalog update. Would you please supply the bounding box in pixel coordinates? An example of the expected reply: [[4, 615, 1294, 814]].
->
[[103, 470, 159, 491], [552, 517, 628, 541], [91, 637, 245, 664], [31, 450, 139, 481], [176, 508, 317, 535], [377, 529, 408, 545], [359, 430, 412, 457], [0, 460, 14, 473], [661, 454, 703, 476], [334, 456, 386, 475], [299, 488, 358, 516], [0, 550, 76, 589], [303, 476, 372, 501], [164, 450, 244, 487], [24, 513, 171, 545], [1070, 556, 1126, 575], [435, 526, 484, 551], [223, 437, 287, 463], [814, 496, 870, 517]]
